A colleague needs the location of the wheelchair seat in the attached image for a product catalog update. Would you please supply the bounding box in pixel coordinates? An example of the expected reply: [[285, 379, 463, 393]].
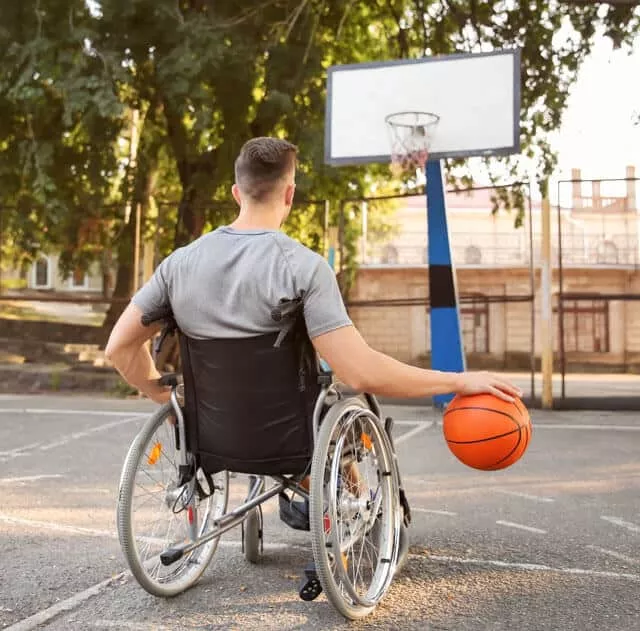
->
[[180, 329, 321, 476], [177, 297, 322, 476]]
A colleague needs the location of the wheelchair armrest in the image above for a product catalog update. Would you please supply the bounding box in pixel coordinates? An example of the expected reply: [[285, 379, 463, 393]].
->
[[317, 371, 333, 387], [158, 373, 180, 387], [317, 357, 333, 386]]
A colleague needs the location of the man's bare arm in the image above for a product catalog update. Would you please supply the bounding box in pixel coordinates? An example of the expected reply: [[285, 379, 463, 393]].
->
[[312, 325, 521, 402], [105, 303, 170, 404]]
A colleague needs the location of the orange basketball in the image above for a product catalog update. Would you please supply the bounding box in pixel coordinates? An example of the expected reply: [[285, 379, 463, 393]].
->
[[443, 393, 532, 471]]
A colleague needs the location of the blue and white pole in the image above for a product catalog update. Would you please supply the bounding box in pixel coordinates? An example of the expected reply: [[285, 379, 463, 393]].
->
[[425, 160, 466, 408]]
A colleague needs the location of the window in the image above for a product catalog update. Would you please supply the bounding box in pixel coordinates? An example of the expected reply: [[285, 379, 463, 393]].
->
[[69, 267, 88, 290], [32, 257, 51, 289], [460, 294, 489, 353], [596, 240, 618, 264], [560, 299, 609, 353], [464, 245, 482, 265], [381, 245, 399, 264]]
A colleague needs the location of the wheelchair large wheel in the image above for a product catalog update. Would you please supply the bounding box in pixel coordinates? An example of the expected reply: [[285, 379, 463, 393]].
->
[[117, 403, 229, 597], [309, 398, 401, 620]]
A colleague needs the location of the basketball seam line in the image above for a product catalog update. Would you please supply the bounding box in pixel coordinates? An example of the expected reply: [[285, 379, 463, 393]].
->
[[446, 427, 520, 445], [444, 406, 519, 425], [487, 409, 528, 469], [490, 425, 522, 468]]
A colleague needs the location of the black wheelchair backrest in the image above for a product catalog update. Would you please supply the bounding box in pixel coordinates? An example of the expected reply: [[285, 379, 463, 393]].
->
[[179, 298, 321, 476]]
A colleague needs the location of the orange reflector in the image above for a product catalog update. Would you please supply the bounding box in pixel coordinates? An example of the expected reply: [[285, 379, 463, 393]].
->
[[147, 442, 162, 465], [361, 432, 373, 450], [341, 552, 348, 570]]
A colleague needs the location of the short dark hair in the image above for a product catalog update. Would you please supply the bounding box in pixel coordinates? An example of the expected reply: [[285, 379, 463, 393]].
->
[[234, 137, 298, 202]]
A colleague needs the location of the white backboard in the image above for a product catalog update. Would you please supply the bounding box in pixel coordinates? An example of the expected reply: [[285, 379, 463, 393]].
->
[[325, 49, 521, 165]]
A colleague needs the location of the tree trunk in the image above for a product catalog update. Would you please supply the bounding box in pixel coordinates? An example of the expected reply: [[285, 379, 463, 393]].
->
[[99, 218, 135, 345], [173, 186, 207, 249], [99, 118, 161, 345]]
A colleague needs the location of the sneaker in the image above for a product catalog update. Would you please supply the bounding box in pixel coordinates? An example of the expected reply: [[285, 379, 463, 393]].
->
[[278, 492, 310, 531]]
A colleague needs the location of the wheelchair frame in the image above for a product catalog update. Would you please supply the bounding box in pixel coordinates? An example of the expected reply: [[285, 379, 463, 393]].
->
[[157, 379, 338, 567], [117, 320, 410, 620]]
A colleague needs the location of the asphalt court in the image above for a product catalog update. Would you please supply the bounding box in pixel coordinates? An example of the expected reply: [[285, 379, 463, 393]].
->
[[1, 394, 638, 630]]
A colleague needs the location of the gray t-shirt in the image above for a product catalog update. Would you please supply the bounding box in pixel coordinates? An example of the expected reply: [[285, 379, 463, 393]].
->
[[132, 226, 352, 340]]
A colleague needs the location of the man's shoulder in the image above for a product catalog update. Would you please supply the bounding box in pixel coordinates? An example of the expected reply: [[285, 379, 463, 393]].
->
[[272, 232, 324, 268], [168, 230, 219, 259]]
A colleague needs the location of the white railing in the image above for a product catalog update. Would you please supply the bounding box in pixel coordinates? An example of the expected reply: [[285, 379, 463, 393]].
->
[[360, 232, 640, 268]]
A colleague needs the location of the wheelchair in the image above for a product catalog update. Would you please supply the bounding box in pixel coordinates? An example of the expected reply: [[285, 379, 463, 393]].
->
[[116, 301, 411, 620]]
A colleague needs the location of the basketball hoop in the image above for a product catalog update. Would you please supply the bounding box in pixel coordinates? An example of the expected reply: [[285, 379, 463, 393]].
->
[[385, 111, 440, 177]]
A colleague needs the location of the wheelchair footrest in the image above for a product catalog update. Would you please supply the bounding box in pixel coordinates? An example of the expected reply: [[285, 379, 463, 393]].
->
[[298, 564, 323, 602], [160, 547, 183, 566]]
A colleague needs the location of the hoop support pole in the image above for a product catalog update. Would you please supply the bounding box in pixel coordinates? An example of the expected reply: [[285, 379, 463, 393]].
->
[[425, 160, 466, 409], [541, 196, 554, 409]]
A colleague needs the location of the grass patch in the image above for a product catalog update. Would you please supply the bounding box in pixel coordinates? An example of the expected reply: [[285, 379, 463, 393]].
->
[[0, 278, 28, 291], [0, 302, 104, 326]]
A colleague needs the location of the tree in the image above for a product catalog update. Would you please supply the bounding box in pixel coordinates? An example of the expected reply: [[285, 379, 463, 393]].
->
[[0, 1, 126, 273], [1, 0, 638, 305]]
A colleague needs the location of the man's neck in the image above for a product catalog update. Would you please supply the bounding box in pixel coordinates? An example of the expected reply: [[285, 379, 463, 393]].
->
[[230, 205, 283, 231]]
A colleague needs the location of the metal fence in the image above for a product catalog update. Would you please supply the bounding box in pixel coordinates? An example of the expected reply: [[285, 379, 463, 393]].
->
[[555, 175, 640, 408]]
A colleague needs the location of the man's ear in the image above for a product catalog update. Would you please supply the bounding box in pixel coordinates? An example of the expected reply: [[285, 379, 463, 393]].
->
[[284, 183, 296, 207], [231, 184, 242, 205]]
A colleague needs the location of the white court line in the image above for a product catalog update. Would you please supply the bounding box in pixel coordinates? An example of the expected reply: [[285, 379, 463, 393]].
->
[[0, 474, 63, 484], [0, 514, 115, 538], [90, 622, 173, 631], [0, 416, 142, 462], [587, 545, 638, 565], [0, 442, 43, 458], [5, 510, 638, 629], [422, 553, 640, 582], [493, 489, 555, 503], [496, 520, 547, 534], [38, 416, 142, 452], [393, 420, 424, 426], [395, 421, 433, 445], [0, 514, 305, 553], [413, 507, 457, 516], [0, 408, 148, 417], [5, 573, 128, 631], [1, 515, 305, 631], [601, 516, 640, 534], [535, 424, 640, 432]]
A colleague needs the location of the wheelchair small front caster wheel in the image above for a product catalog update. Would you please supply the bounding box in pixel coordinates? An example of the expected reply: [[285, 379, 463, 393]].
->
[[243, 506, 263, 564]]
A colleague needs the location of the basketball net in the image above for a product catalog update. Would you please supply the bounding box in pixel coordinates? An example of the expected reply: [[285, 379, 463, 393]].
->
[[386, 111, 439, 179]]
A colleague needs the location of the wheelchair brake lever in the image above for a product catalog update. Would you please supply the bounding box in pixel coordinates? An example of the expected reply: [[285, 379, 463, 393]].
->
[[153, 319, 178, 358], [153, 326, 171, 357]]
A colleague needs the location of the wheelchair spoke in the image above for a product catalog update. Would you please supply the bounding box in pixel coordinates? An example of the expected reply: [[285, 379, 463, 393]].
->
[[118, 405, 229, 596], [311, 401, 401, 617]]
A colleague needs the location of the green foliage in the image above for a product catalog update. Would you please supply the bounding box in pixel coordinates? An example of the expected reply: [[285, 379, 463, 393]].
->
[[0, 0, 638, 285], [0, 1, 125, 273]]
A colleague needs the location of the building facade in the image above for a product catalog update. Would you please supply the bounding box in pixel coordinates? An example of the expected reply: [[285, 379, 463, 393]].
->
[[348, 167, 640, 372]]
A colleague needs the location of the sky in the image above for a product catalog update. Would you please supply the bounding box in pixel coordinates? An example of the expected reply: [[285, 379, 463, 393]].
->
[[552, 33, 640, 192]]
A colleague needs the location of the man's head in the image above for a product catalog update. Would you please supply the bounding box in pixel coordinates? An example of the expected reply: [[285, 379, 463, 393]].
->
[[232, 137, 298, 218]]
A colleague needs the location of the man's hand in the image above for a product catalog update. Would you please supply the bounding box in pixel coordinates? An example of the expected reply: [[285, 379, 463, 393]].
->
[[453, 371, 522, 403]]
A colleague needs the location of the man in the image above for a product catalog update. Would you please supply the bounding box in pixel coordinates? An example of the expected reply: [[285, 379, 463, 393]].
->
[[106, 137, 521, 406], [106, 137, 521, 594]]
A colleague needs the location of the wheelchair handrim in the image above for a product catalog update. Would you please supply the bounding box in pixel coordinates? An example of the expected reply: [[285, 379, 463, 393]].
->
[[325, 408, 400, 608], [118, 407, 229, 593]]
